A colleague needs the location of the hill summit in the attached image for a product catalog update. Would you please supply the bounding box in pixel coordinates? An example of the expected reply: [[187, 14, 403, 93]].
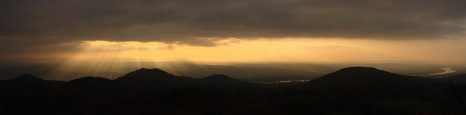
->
[[202, 74, 235, 81], [201, 74, 246, 85], [116, 68, 176, 81], [326, 67, 393, 77], [124, 68, 174, 77], [67, 77, 112, 85], [302, 67, 416, 89], [12, 74, 43, 82]]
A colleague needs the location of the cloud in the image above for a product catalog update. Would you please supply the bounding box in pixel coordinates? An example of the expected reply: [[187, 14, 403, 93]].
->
[[0, 0, 465, 55]]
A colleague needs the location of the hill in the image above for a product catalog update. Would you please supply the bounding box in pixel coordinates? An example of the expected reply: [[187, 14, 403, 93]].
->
[[62, 76, 114, 89], [0, 67, 464, 114], [11, 74, 44, 82], [277, 67, 451, 114], [301, 67, 441, 89], [0, 74, 64, 88], [114, 68, 196, 88], [116, 68, 177, 81], [200, 74, 249, 85]]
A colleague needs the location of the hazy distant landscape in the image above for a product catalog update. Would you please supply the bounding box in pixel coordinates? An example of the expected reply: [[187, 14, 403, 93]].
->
[[1, 0, 466, 114], [0, 62, 461, 82]]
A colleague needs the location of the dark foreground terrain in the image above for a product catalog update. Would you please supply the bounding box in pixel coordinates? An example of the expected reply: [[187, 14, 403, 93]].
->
[[1, 67, 465, 115]]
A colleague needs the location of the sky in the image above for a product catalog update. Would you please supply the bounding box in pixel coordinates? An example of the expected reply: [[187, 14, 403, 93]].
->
[[1, 0, 466, 67]]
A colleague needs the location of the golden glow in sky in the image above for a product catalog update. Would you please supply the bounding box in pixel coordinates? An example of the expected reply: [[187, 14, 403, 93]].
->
[[4, 37, 463, 80], [23, 38, 465, 64]]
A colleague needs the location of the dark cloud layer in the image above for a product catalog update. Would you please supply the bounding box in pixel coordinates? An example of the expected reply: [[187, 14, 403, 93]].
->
[[1, 0, 465, 54]]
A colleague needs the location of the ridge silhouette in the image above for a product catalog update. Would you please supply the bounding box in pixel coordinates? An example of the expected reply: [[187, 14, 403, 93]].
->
[[301, 67, 440, 88], [116, 68, 176, 80], [0, 74, 64, 88], [202, 74, 232, 80], [200, 74, 248, 85], [64, 76, 113, 87], [0, 67, 464, 114], [12, 74, 43, 82]]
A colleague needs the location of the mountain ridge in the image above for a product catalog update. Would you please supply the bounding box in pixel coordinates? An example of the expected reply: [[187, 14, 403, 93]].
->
[[12, 74, 44, 82], [298, 67, 446, 95], [0, 67, 464, 114]]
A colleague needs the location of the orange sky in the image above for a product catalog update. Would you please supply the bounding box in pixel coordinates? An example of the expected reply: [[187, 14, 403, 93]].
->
[[8, 38, 464, 65], [1, 0, 465, 67]]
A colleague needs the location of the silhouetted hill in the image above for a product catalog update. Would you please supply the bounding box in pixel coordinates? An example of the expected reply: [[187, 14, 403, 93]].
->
[[442, 73, 466, 83], [116, 68, 175, 80], [201, 74, 248, 85], [300, 67, 441, 89], [58, 76, 124, 96], [0, 74, 64, 88], [281, 67, 452, 114], [65, 76, 113, 86], [114, 68, 198, 90], [11, 74, 43, 82], [0, 67, 464, 114], [115, 68, 195, 83]]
